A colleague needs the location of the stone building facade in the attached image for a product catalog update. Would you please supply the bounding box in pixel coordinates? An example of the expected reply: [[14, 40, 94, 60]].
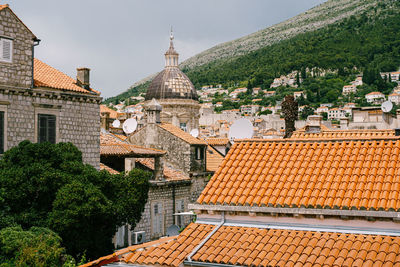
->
[[0, 5, 101, 168]]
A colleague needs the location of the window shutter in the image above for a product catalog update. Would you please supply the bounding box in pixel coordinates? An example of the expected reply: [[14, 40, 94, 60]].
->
[[38, 114, 56, 144], [1, 39, 12, 62], [0, 112, 4, 154], [47, 115, 56, 144]]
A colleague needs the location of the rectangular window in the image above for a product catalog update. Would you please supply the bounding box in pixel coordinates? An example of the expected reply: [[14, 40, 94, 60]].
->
[[0, 38, 13, 63], [195, 147, 204, 160], [151, 202, 163, 236], [0, 111, 4, 154], [38, 114, 56, 144], [180, 123, 187, 132]]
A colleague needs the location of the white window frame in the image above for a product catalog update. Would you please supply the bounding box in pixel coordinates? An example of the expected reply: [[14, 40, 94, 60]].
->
[[0, 37, 13, 63]]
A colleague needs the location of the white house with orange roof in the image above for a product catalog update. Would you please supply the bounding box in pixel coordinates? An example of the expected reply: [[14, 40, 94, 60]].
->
[[365, 91, 385, 104], [0, 5, 101, 168], [389, 93, 400, 105], [342, 84, 357, 95]]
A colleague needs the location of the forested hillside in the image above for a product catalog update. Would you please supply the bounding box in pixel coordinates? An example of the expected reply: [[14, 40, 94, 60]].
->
[[184, 1, 400, 88], [104, 0, 399, 105]]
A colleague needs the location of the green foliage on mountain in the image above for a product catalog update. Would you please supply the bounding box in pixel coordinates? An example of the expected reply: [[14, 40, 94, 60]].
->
[[184, 1, 400, 89], [0, 141, 151, 261]]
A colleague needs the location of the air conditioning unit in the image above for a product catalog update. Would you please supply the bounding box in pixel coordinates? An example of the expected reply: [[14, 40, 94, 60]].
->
[[131, 231, 145, 245]]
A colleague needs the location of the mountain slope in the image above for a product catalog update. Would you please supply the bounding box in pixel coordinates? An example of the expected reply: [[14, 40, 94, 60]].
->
[[180, 0, 377, 70], [105, 0, 395, 104]]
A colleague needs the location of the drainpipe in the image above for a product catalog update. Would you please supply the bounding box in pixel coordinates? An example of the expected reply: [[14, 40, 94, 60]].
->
[[31, 38, 41, 88], [186, 211, 225, 262], [172, 184, 176, 225]]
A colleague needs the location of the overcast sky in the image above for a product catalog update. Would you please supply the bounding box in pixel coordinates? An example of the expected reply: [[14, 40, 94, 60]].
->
[[6, 0, 325, 98]]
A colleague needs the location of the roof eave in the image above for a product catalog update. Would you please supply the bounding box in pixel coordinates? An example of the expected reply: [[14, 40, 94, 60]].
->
[[189, 204, 400, 220]]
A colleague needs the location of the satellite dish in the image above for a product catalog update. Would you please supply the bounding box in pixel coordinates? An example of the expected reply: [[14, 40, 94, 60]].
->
[[381, 101, 393, 113], [122, 118, 137, 134], [166, 225, 180, 237], [190, 129, 199, 138], [112, 119, 121, 128], [228, 118, 254, 141]]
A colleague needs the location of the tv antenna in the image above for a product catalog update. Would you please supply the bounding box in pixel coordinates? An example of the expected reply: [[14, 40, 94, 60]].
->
[[228, 118, 254, 141], [122, 118, 137, 134]]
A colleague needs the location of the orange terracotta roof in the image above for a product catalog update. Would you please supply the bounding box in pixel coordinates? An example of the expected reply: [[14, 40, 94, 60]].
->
[[198, 138, 400, 211], [0, 4, 7, 11], [206, 138, 230, 146], [110, 133, 128, 141], [100, 105, 118, 119], [159, 124, 207, 145], [86, 223, 400, 267], [366, 91, 384, 96], [99, 163, 119, 175], [100, 132, 165, 156], [80, 236, 175, 267], [291, 129, 396, 139], [206, 146, 224, 172], [136, 158, 190, 181], [34, 58, 100, 95]]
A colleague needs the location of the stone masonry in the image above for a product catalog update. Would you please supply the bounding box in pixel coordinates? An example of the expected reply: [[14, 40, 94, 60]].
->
[[133, 181, 192, 241], [0, 6, 35, 88]]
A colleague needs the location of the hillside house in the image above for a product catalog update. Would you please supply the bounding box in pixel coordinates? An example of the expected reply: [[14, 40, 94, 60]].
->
[[328, 108, 346, 120], [342, 84, 357, 95], [240, 104, 260, 115], [365, 91, 385, 104], [0, 5, 101, 168], [293, 91, 305, 99], [389, 93, 400, 105]]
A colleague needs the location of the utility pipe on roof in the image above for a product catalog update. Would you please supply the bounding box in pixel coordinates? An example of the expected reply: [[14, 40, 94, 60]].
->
[[186, 212, 225, 262]]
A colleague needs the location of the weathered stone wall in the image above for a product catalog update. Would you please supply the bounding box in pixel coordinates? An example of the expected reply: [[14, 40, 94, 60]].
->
[[0, 88, 100, 168], [158, 99, 200, 133], [130, 125, 192, 174], [133, 182, 192, 241], [0, 7, 34, 88]]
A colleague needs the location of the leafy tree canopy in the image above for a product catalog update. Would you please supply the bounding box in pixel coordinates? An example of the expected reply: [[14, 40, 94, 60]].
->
[[0, 141, 151, 261]]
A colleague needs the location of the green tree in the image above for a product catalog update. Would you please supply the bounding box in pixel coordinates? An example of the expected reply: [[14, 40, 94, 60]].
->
[[0, 141, 151, 261], [300, 106, 315, 120], [0, 226, 68, 267]]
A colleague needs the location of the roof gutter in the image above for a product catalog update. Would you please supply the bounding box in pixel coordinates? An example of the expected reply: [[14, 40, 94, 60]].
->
[[189, 204, 400, 220], [186, 211, 225, 262], [31, 38, 41, 89]]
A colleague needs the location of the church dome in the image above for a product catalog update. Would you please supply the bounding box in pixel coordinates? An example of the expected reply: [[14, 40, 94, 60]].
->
[[145, 31, 198, 101]]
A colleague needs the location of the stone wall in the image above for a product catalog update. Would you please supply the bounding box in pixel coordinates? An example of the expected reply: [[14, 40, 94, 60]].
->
[[0, 7, 35, 88], [130, 125, 192, 174], [0, 88, 100, 168], [158, 99, 200, 133], [133, 182, 192, 241]]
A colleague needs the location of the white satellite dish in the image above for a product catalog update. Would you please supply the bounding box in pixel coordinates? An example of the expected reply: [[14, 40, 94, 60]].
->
[[122, 118, 137, 134], [381, 101, 393, 113], [190, 129, 199, 138], [112, 119, 121, 128], [228, 118, 254, 141]]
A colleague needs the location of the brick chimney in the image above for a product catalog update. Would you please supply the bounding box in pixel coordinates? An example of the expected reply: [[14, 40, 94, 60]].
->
[[305, 115, 322, 133], [76, 68, 90, 89]]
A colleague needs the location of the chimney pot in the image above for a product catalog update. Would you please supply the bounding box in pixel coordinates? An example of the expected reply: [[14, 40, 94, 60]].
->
[[76, 67, 90, 89]]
